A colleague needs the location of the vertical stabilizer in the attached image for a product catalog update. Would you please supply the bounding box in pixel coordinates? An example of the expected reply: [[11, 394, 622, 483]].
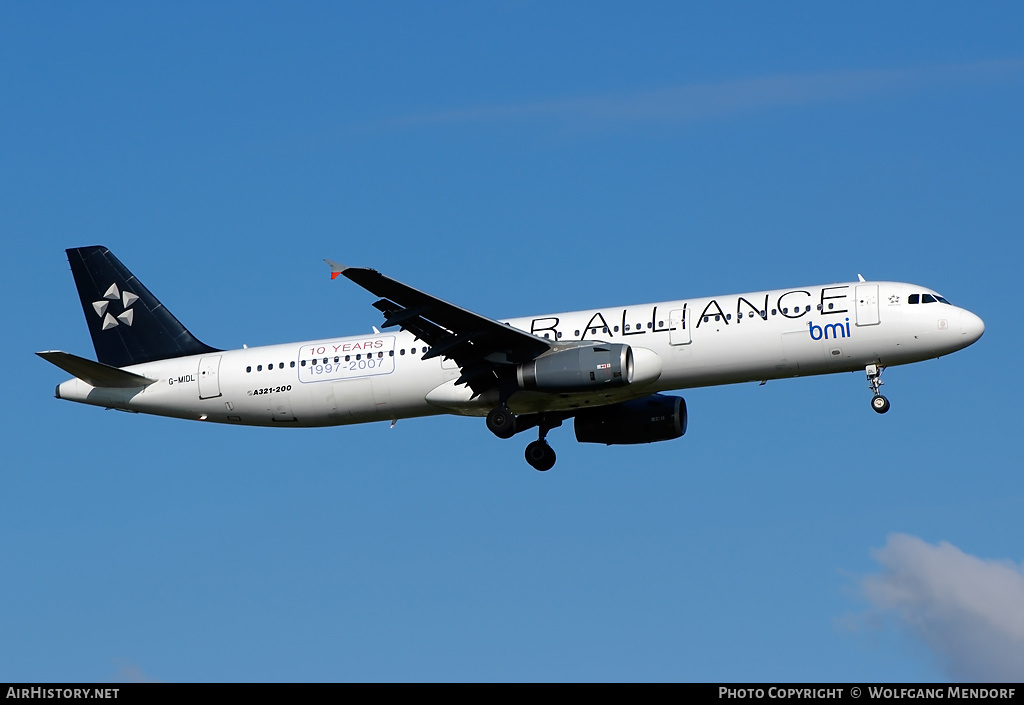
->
[[67, 246, 219, 367]]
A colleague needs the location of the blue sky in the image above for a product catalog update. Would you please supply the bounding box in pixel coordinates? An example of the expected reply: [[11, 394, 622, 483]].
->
[[2, 2, 1022, 682]]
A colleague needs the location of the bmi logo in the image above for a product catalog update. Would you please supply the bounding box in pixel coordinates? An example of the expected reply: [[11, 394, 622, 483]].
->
[[808, 318, 851, 341], [92, 283, 138, 330]]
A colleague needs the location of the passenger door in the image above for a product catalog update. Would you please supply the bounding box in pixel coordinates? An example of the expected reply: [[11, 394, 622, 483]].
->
[[855, 285, 880, 326], [198, 355, 222, 399]]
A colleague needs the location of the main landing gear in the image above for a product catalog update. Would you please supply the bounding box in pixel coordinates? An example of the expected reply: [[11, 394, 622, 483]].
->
[[866, 364, 890, 414], [485, 405, 516, 439], [525, 438, 556, 472], [486, 404, 561, 471]]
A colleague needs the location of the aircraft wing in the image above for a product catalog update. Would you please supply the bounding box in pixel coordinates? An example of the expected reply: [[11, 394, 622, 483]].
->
[[327, 261, 553, 394]]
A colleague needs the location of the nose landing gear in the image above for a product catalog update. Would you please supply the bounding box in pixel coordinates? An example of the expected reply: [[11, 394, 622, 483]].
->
[[866, 364, 890, 414]]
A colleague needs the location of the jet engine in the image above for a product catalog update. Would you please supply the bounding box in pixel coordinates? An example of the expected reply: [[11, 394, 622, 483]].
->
[[517, 343, 633, 392], [574, 394, 687, 445]]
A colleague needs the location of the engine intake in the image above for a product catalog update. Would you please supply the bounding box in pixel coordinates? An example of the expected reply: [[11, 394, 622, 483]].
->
[[517, 343, 633, 392], [574, 394, 687, 445]]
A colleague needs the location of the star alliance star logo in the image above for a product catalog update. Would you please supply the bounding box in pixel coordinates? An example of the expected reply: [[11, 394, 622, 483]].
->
[[92, 283, 138, 330]]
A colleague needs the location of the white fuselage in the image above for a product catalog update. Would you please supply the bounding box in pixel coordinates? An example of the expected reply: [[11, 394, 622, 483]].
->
[[55, 281, 984, 427]]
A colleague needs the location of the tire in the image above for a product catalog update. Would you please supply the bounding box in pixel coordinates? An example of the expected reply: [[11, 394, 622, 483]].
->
[[871, 395, 890, 414], [525, 440, 556, 471], [486, 406, 516, 439]]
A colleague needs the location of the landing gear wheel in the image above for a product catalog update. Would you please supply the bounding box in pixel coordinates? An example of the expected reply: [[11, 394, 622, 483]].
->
[[525, 440, 556, 472], [865, 364, 890, 415], [486, 406, 516, 439]]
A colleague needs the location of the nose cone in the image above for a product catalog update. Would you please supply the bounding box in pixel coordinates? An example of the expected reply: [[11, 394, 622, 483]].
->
[[959, 310, 985, 347]]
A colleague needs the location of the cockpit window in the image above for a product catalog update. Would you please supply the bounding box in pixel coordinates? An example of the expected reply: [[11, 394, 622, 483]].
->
[[909, 292, 953, 305]]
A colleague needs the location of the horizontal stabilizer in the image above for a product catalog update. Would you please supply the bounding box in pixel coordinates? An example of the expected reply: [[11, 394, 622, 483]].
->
[[36, 351, 157, 388]]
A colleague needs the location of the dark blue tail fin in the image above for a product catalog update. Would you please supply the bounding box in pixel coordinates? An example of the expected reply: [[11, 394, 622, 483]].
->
[[67, 246, 219, 367]]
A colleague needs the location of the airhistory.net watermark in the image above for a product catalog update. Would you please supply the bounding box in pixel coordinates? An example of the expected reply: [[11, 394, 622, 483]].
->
[[6, 689, 119, 699]]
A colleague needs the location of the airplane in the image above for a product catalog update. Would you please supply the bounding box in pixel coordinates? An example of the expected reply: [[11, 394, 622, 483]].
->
[[39, 246, 985, 471]]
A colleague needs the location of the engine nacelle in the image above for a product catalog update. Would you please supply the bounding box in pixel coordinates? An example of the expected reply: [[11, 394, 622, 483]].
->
[[574, 394, 687, 445], [517, 343, 633, 392]]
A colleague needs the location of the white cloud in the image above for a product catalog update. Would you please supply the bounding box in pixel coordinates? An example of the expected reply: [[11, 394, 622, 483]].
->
[[392, 59, 1024, 129], [860, 533, 1024, 682], [113, 660, 161, 683]]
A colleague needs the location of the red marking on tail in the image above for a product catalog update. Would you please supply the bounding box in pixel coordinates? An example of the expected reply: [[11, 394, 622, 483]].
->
[[330, 272, 341, 280]]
